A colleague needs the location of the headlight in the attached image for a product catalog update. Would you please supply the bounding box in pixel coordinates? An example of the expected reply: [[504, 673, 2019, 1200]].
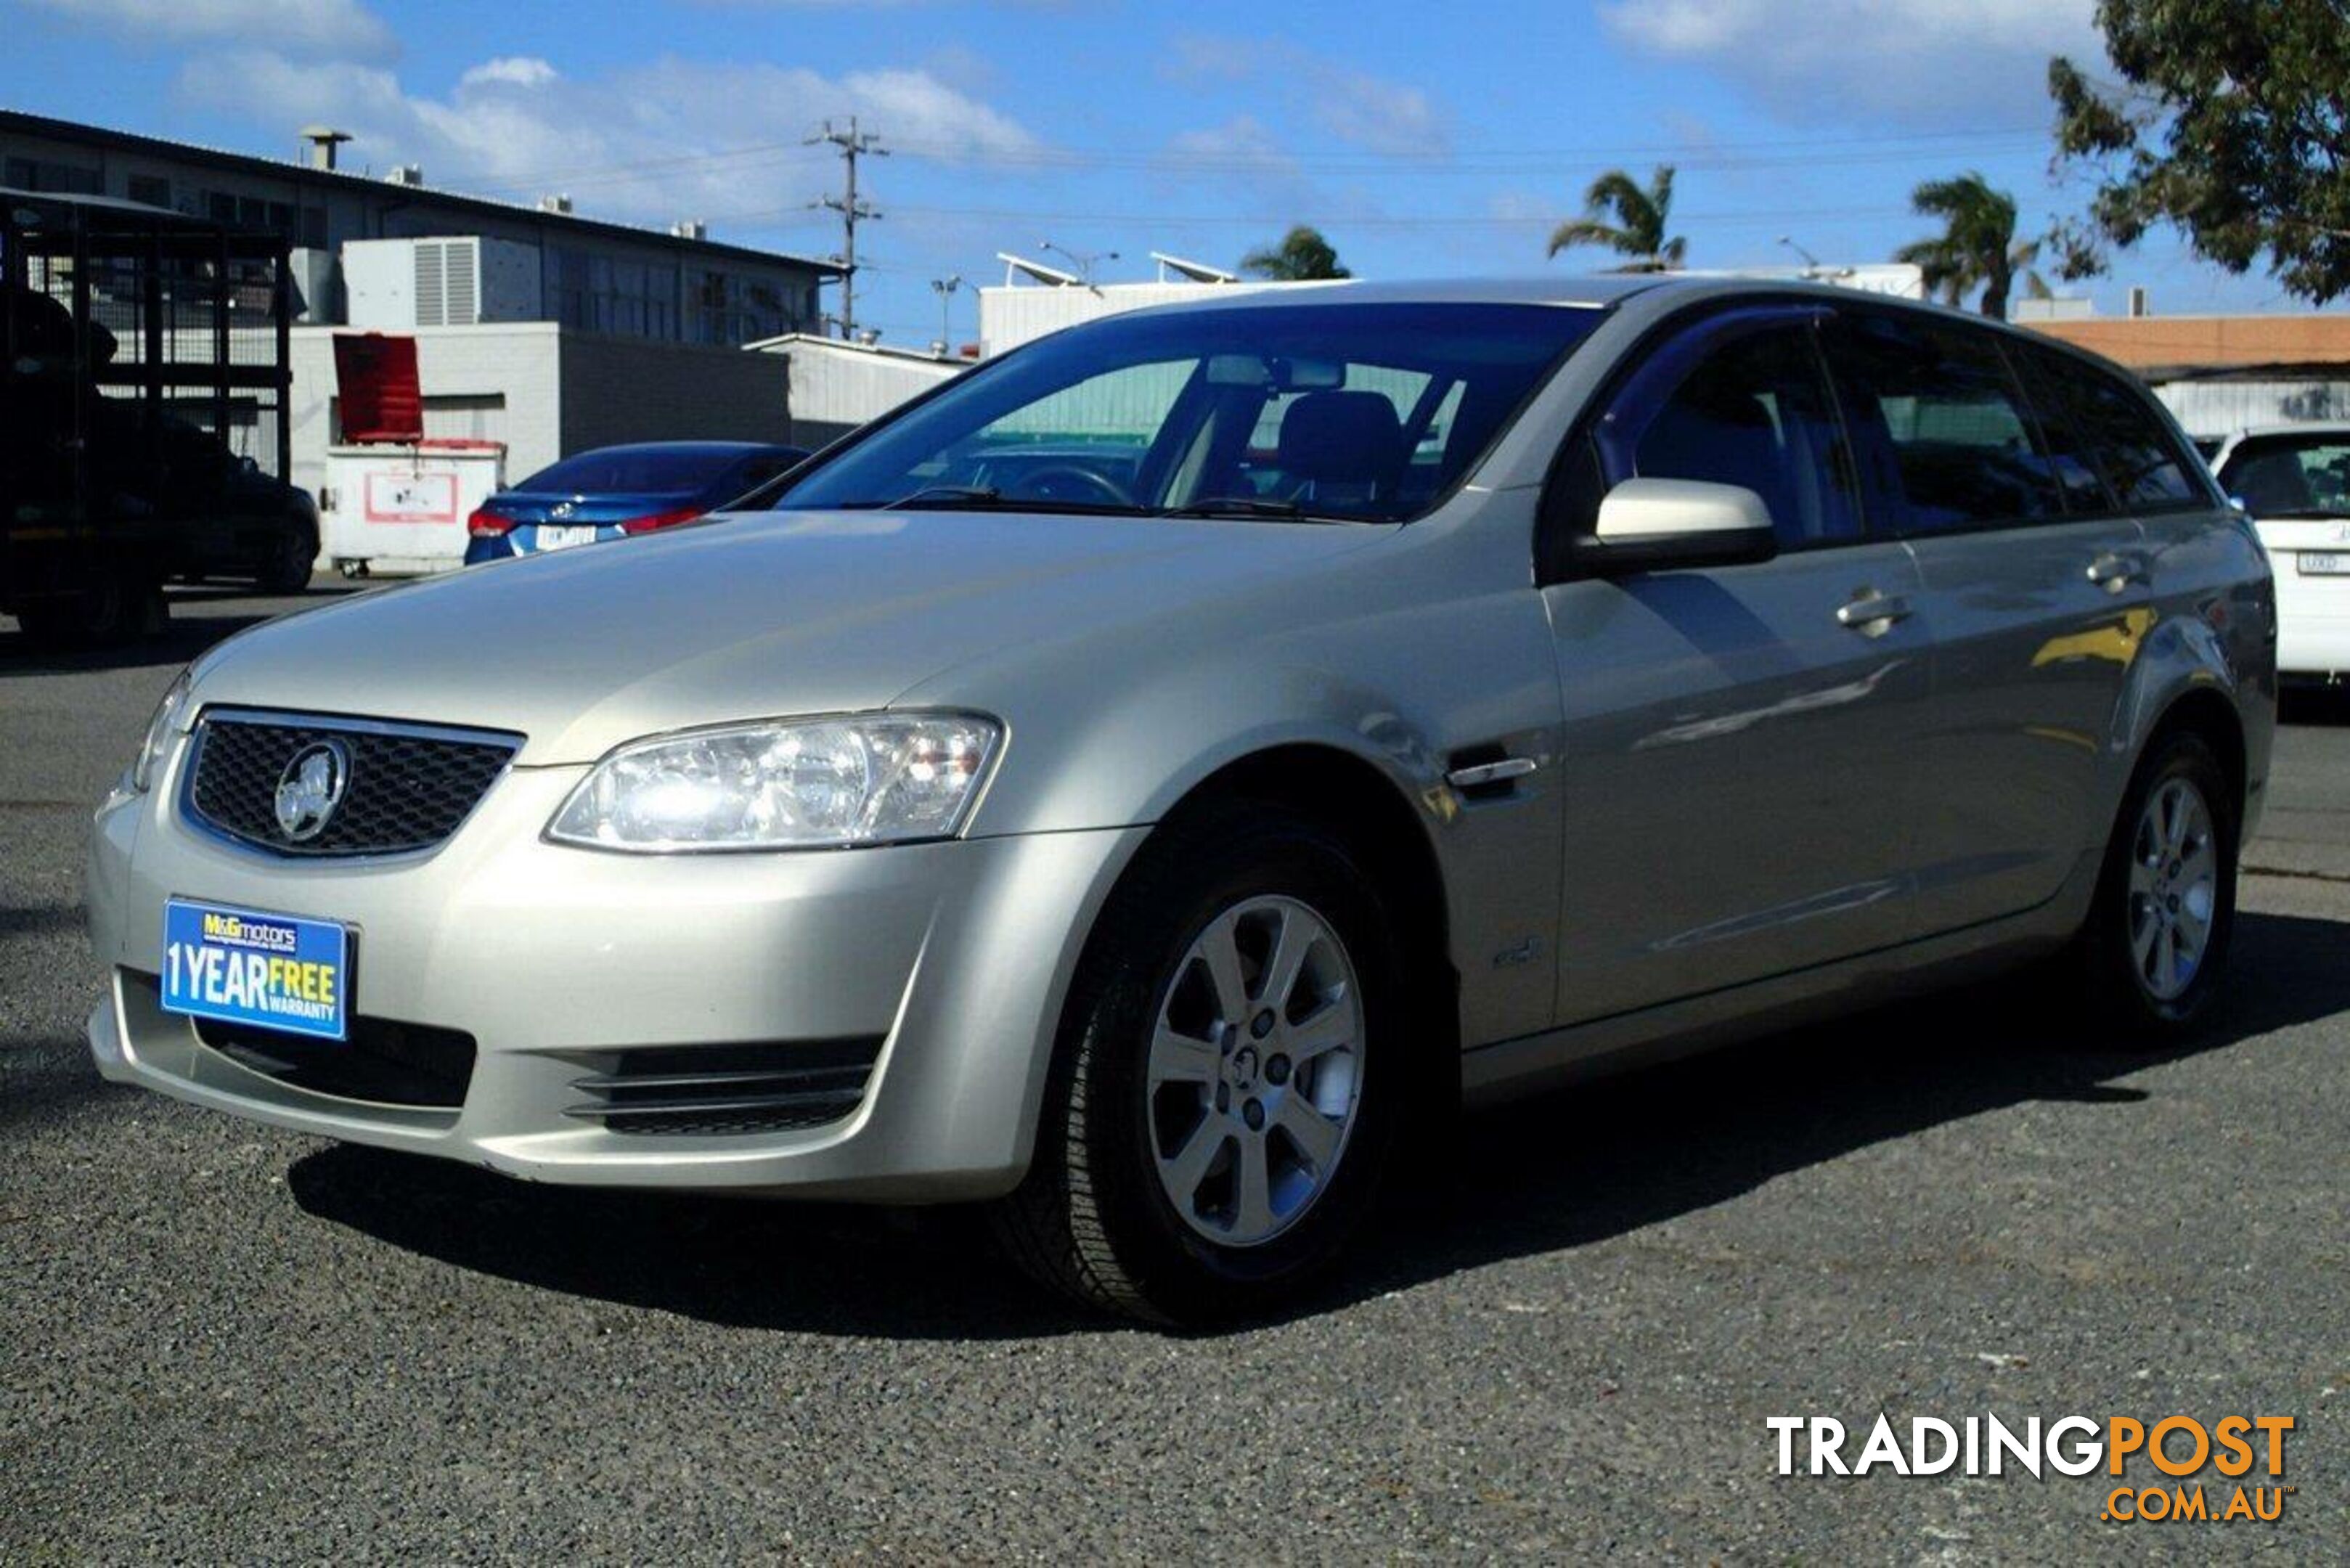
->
[[131, 669, 192, 792], [547, 713, 1001, 852]]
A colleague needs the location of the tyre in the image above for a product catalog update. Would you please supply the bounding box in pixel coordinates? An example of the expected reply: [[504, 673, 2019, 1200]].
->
[[995, 807, 1408, 1323], [257, 523, 317, 595], [2071, 729, 2239, 1040]]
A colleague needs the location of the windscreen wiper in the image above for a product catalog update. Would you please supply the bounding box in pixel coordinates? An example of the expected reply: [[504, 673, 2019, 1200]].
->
[[882, 485, 1149, 515], [1156, 497, 1365, 522]]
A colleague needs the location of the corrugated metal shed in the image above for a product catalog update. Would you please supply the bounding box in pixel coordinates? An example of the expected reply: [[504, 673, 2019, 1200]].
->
[[747, 333, 966, 447]]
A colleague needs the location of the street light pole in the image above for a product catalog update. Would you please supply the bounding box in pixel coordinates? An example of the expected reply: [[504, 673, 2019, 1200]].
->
[[930, 274, 964, 354]]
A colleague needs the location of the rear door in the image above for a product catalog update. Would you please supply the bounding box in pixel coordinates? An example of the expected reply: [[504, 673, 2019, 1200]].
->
[[1540, 306, 1936, 1024], [1823, 311, 2150, 934]]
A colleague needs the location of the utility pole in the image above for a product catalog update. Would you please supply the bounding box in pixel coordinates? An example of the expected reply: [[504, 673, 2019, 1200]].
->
[[807, 117, 885, 339]]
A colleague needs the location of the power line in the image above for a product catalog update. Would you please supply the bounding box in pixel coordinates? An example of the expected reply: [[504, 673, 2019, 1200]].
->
[[807, 116, 886, 338], [449, 122, 2051, 199]]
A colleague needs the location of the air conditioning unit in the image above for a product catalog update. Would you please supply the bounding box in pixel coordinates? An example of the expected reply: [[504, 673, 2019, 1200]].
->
[[342, 236, 543, 329], [538, 194, 574, 215], [385, 164, 425, 187]]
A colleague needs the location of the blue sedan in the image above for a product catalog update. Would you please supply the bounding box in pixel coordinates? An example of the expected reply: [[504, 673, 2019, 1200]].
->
[[464, 441, 806, 563]]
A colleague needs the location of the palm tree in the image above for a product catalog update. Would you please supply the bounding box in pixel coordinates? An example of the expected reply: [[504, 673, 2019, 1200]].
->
[[1239, 226, 1352, 282], [1893, 173, 2049, 319], [1547, 166, 1686, 271]]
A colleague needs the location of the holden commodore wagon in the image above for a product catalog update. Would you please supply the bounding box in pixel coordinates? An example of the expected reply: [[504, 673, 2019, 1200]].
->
[[87, 278, 2274, 1322]]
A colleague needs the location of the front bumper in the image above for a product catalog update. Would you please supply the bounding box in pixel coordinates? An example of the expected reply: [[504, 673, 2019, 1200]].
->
[[86, 750, 1144, 1200]]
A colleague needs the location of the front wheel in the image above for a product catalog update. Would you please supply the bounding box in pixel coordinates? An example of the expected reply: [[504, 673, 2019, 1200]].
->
[[995, 809, 1408, 1323], [257, 523, 317, 595], [2072, 730, 2239, 1040]]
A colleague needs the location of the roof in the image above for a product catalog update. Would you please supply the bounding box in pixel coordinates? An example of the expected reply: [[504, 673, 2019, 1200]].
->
[[2025, 312, 2350, 379], [1119, 275, 1670, 316], [743, 330, 965, 365], [0, 108, 844, 276]]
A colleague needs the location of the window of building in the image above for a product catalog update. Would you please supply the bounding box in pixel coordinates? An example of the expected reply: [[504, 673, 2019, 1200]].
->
[[126, 173, 171, 208], [5, 157, 102, 194]]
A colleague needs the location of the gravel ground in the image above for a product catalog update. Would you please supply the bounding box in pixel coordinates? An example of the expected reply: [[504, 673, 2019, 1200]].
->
[[3, 589, 2345, 1562]]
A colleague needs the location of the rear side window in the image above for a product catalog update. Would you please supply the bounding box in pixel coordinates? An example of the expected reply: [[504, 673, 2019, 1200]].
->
[[1599, 320, 1863, 548], [2024, 348, 2206, 511], [1824, 313, 2065, 534], [2006, 343, 2116, 513]]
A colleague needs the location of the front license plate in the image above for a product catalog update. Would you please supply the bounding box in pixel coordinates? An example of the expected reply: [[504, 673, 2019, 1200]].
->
[[2299, 552, 2346, 575], [160, 899, 349, 1042], [534, 525, 600, 552]]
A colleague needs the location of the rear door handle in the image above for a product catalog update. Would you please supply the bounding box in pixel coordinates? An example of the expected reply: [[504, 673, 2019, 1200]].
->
[[1835, 591, 1912, 634], [2087, 553, 2140, 592]]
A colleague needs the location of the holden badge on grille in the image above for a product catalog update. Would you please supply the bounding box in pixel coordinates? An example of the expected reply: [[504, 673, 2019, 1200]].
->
[[273, 738, 352, 842]]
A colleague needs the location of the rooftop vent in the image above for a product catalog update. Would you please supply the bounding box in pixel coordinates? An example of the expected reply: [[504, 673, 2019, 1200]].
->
[[671, 219, 707, 241], [538, 193, 574, 215], [299, 126, 352, 172], [385, 164, 425, 187]]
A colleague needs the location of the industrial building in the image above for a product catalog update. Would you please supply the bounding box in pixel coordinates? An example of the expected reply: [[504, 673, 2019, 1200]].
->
[[2026, 311, 2350, 444], [2, 110, 842, 502]]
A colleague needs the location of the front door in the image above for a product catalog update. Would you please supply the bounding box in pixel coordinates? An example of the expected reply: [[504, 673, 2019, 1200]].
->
[[1539, 309, 1935, 1026]]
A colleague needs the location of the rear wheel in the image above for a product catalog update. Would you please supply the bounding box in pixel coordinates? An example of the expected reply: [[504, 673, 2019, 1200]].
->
[[2072, 730, 2238, 1040], [994, 808, 1407, 1323], [14, 571, 164, 648]]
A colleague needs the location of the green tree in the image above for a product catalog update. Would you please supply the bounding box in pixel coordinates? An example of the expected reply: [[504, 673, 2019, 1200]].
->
[[1239, 226, 1352, 281], [1547, 166, 1686, 271], [1893, 172, 2049, 319], [2051, 0, 2350, 303]]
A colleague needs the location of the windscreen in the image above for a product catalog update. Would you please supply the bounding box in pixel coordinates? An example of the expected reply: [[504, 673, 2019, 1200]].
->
[[772, 301, 1604, 523], [515, 447, 750, 497]]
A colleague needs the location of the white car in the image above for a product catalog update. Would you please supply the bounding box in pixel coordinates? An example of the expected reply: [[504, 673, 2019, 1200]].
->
[[2211, 423, 2350, 682]]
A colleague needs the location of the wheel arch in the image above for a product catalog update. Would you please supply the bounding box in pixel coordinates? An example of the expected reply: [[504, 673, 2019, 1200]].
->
[[2143, 685, 2249, 822]]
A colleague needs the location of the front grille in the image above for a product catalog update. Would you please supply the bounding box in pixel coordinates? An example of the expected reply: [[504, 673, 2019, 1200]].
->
[[186, 711, 520, 857], [194, 1013, 478, 1108], [564, 1039, 884, 1137]]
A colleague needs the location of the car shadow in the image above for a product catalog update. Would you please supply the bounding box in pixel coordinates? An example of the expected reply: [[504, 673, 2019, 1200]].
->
[[285, 909, 2350, 1339], [0, 587, 346, 675], [2278, 686, 2350, 727]]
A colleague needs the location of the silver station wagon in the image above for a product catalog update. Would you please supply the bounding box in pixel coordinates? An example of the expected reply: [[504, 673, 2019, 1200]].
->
[[87, 279, 2274, 1322]]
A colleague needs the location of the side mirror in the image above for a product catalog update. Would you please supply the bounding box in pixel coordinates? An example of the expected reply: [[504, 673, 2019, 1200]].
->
[[1581, 477, 1778, 573]]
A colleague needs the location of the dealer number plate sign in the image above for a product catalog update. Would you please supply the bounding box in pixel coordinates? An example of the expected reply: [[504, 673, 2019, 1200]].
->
[[161, 899, 349, 1042], [536, 526, 599, 552], [2299, 552, 2346, 575]]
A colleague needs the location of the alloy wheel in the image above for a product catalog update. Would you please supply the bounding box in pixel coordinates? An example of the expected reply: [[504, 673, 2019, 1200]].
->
[[1145, 895, 1365, 1247], [2126, 777, 2219, 1003]]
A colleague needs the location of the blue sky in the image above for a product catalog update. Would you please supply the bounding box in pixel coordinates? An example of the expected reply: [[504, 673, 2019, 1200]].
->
[[5, 0, 2311, 345]]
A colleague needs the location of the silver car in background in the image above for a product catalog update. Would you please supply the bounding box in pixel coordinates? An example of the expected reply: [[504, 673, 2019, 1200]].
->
[[87, 279, 2274, 1323]]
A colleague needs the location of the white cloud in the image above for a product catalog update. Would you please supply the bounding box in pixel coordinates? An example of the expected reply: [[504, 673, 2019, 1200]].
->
[[458, 57, 559, 91], [1601, 0, 2104, 126], [22, 0, 394, 61], [173, 51, 1041, 234]]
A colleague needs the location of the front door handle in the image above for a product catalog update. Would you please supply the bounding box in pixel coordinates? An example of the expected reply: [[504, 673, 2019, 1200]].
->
[[1835, 591, 1912, 634], [2087, 553, 2139, 593]]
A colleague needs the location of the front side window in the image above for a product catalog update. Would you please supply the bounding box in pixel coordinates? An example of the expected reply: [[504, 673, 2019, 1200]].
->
[[2218, 433, 2350, 518], [1601, 321, 1862, 548], [1826, 314, 2065, 534], [772, 302, 1604, 523]]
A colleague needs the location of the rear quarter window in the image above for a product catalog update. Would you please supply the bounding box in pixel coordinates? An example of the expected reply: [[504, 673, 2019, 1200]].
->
[[2023, 347, 2208, 512]]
